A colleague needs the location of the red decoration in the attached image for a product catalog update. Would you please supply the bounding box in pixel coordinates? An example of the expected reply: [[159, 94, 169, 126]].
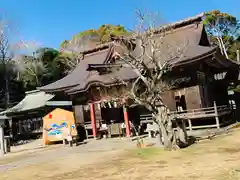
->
[[49, 114, 52, 119]]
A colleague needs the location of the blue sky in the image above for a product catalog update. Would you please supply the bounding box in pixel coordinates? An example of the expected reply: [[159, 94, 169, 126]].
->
[[1, 0, 239, 50]]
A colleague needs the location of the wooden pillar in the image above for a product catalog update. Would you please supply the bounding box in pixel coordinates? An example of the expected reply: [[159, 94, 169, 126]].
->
[[0, 125, 5, 156], [214, 101, 220, 129], [123, 106, 131, 137], [89, 103, 97, 138]]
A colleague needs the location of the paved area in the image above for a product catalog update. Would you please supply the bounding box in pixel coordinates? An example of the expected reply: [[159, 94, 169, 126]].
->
[[0, 138, 136, 173]]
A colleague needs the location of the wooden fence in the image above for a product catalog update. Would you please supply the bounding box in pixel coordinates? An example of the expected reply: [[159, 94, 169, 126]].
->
[[140, 102, 233, 131]]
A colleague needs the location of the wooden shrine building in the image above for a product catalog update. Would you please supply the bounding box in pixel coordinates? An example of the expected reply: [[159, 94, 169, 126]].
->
[[0, 90, 55, 140], [39, 13, 239, 139]]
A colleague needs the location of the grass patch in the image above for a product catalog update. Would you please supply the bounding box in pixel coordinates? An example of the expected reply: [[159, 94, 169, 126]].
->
[[127, 147, 163, 159]]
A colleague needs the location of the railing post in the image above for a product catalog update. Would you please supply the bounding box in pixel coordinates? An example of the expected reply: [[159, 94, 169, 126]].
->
[[214, 101, 220, 129], [182, 119, 188, 142], [188, 119, 192, 131]]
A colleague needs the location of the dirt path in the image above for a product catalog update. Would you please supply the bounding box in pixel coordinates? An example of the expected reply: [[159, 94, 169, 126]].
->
[[2, 131, 240, 180]]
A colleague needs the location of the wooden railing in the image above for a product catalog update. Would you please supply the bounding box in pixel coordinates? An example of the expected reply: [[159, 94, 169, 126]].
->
[[140, 114, 154, 125], [139, 104, 233, 130], [169, 105, 232, 119]]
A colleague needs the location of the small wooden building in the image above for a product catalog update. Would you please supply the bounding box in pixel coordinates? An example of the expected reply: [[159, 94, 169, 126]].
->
[[39, 13, 239, 138], [0, 90, 55, 140]]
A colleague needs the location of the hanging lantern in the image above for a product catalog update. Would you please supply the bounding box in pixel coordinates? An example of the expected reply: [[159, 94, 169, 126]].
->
[[49, 114, 52, 119]]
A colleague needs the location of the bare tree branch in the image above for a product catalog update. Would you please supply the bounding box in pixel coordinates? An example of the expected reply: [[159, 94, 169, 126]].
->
[[111, 11, 189, 150]]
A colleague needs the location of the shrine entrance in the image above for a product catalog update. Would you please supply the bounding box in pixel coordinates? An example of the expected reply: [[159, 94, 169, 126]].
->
[[83, 102, 141, 139], [101, 107, 124, 124]]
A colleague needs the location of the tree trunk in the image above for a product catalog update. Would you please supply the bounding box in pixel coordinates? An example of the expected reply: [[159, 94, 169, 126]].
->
[[156, 106, 179, 150], [176, 120, 188, 145], [156, 125, 163, 146], [4, 63, 10, 109], [181, 119, 188, 143], [5, 77, 9, 109]]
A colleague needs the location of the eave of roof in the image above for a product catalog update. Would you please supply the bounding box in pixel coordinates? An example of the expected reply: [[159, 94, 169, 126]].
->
[[66, 67, 137, 94], [39, 47, 112, 92], [0, 90, 55, 116], [67, 46, 240, 95]]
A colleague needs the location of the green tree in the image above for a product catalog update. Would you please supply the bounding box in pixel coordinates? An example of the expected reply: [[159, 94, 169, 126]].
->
[[0, 18, 14, 108], [15, 55, 46, 88], [16, 47, 68, 89], [0, 19, 28, 109], [60, 25, 130, 50], [203, 10, 240, 59], [227, 36, 240, 60], [58, 24, 130, 71]]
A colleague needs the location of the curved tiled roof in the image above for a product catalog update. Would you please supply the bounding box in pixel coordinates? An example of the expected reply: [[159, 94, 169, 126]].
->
[[66, 67, 137, 94], [39, 48, 111, 92]]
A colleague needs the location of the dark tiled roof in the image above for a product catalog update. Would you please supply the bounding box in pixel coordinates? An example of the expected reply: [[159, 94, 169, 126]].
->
[[39, 48, 111, 92], [133, 23, 215, 68], [66, 67, 137, 94]]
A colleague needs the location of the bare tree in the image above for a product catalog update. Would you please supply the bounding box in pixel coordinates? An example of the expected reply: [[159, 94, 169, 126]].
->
[[0, 15, 39, 107], [58, 46, 83, 72], [16, 57, 47, 87], [0, 18, 13, 108], [59, 35, 100, 72], [113, 11, 189, 150]]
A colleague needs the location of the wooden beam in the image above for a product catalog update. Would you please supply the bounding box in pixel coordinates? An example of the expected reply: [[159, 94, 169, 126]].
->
[[186, 124, 219, 130], [45, 101, 72, 106]]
